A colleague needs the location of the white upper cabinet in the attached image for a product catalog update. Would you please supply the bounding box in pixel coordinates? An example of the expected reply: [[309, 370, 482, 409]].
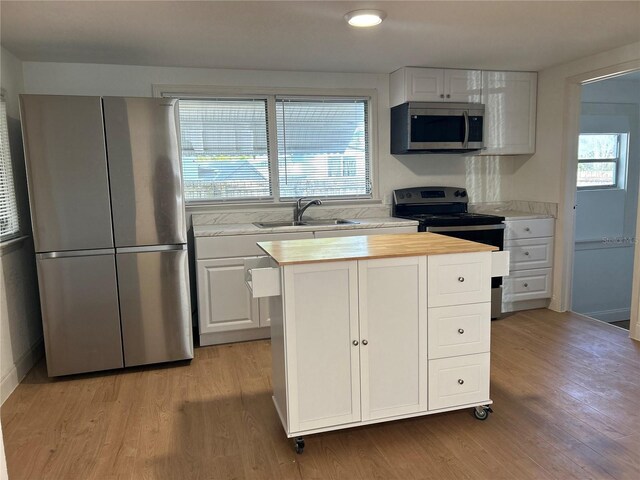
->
[[390, 67, 482, 106], [480, 71, 537, 155]]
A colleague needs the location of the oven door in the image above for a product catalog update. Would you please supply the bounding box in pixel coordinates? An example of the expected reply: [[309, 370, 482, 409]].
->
[[424, 224, 505, 318], [409, 107, 484, 150]]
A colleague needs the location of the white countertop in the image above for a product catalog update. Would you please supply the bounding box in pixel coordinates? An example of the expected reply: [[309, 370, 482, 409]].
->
[[472, 208, 554, 221], [193, 217, 419, 237]]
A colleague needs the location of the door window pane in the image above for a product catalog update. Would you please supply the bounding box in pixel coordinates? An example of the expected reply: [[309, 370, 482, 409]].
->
[[577, 161, 617, 188]]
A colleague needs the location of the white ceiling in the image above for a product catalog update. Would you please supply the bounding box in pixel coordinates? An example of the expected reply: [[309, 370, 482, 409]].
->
[[1, 1, 640, 74]]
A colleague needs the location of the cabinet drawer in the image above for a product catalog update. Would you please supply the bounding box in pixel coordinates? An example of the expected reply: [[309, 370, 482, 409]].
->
[[428, 303, 491, 359], [504, 218, 554, 240], [196, 232, 313, 259], [505, 237, 553, 270], [244, 257, 281, 298], [503, 268, 552, 301], [428, 252, 491, 307], [428, 353, 490, 410]]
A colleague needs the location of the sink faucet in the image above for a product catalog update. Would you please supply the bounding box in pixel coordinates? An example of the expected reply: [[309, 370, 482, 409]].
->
[[294, 197, 322, 223]]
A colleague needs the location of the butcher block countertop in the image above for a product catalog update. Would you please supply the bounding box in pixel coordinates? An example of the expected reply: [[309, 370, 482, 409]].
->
[[257, 232, 497, 266]]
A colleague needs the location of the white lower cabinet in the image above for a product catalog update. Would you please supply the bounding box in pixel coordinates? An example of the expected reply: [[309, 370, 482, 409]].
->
[[262, 251, 499, 439]]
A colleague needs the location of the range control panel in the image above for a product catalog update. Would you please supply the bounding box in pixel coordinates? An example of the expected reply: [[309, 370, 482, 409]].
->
[[393, 186, 468, 205]]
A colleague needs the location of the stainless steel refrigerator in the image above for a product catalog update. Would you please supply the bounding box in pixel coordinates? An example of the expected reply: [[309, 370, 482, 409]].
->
[[20, 95, 193, 377]]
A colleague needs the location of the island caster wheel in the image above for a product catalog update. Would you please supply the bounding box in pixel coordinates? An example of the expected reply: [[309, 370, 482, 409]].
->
[[473, 405, 492, 421], [294, 437, 305, 454]]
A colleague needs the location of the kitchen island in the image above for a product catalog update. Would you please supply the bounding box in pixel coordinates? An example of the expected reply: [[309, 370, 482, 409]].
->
[[245, 232, 509, 453]]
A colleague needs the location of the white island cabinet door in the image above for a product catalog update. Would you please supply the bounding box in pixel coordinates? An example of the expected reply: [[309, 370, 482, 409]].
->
[[284, 261, 361, 433], [358, 257, 427, 420], [197, 257, 259, 334]]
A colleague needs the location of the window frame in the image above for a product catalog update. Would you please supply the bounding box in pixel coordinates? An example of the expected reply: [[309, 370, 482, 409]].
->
[[154, 84, 378, 205], [576, 132, 628, 191]]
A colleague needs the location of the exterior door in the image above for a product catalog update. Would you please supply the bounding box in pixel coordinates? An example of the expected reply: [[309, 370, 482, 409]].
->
[[197, 257, 260, 334], [36, 252, 123, 376], [103, 97, 186, 248], [358, 256, 427, 420], [117, 246, 193, 367], [284, 261, 361, 432]]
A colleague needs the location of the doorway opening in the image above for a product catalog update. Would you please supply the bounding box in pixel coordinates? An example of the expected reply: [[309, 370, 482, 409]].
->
[[571, 71, 640, 330]]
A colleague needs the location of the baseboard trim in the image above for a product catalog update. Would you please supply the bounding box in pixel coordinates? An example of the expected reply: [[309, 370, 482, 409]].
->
[[199, 327, 270, 347], [582, 308, 631, 323], [1, 337, 44, 405]]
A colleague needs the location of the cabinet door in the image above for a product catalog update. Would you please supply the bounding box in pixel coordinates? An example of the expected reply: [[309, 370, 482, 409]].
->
[[284, 261, 361, 432], [197, 257, 259, 334], [444, 69, 483, 103], [482, 71, 537, 155], [359, 257, 427, 420], [406, 68, 445, 102]]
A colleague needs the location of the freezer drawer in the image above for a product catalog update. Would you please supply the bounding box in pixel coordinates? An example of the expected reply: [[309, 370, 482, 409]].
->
[[36, 252, 123, 377], [103, 97, 186, 247], [116, 246, 193, 367], [20, 95, 114, 252]]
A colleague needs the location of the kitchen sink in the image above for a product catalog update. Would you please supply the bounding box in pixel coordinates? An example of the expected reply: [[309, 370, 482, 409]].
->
[[252, 221, 307, 228], [252, 219, 360, 228], [303, 219, 360, 226]]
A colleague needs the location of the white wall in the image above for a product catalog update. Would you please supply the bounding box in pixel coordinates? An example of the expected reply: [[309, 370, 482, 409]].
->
[[513, 41, 640, 311], [21, 61, 516, 209], [0, 46, 43, 404], [571, 79, 639, 322]]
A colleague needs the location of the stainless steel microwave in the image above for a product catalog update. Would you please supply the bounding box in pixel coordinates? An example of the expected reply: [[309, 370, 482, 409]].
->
[[391, 102, 485, 154]]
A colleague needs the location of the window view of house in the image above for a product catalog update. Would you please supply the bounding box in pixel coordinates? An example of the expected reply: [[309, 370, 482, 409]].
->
[[178, 96, 370, 202]]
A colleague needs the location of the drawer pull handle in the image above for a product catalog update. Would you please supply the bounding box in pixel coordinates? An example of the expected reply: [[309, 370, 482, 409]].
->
[[458, 328, 465, 334], [362, 339, 369, 346], [352, 340, 359, 346], [524, 227, 531, 232], [458, 277, 465, 282], [524, 283, 529, 288], [524, 251, 530, 256], [458, 379, 464, 385]]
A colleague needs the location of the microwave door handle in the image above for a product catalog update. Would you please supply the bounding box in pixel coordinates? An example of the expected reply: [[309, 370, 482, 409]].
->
[[463, 110, 470, 148]]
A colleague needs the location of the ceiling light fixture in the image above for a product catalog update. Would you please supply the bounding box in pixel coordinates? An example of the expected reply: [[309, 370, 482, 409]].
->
[[344, 10, 386, 28]]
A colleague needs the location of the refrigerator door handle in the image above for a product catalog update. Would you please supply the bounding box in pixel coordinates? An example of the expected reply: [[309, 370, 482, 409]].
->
[[116, 244, 187, 254], [37, 248, 115, 260]]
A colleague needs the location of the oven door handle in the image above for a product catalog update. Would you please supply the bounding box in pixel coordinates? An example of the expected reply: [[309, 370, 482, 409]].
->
[[425, 224, 506, 232]]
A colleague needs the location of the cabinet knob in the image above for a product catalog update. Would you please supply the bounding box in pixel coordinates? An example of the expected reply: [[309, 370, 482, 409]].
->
[[440, 94, 445, 98], [523, 283, 529, 288], [524, 251, 530, 256], [362, 339, 369, 346], [458, 379, 464, 385], [458, 277, 465, 283], [352, 340, 359, 346], [524, 227, 531, 232], [458, 328, 465, 334], [446, 94, 451, 98]]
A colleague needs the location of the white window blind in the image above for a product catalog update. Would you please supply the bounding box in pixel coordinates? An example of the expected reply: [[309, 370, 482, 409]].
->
[[276, 98, 371, 199], [0, 97, 20, 241], [178, 99, 271, 202]]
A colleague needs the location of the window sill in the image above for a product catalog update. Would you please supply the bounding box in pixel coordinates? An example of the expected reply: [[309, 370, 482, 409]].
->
[[186, 197, 384, 212], [0, 235, 30, 256]]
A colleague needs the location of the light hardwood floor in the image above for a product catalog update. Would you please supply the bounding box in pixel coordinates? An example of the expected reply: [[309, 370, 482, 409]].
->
[[2, 309, 640, 480]]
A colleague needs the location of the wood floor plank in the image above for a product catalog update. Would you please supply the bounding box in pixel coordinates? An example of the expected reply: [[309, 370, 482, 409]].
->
[[2, 308, 640, 479]]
